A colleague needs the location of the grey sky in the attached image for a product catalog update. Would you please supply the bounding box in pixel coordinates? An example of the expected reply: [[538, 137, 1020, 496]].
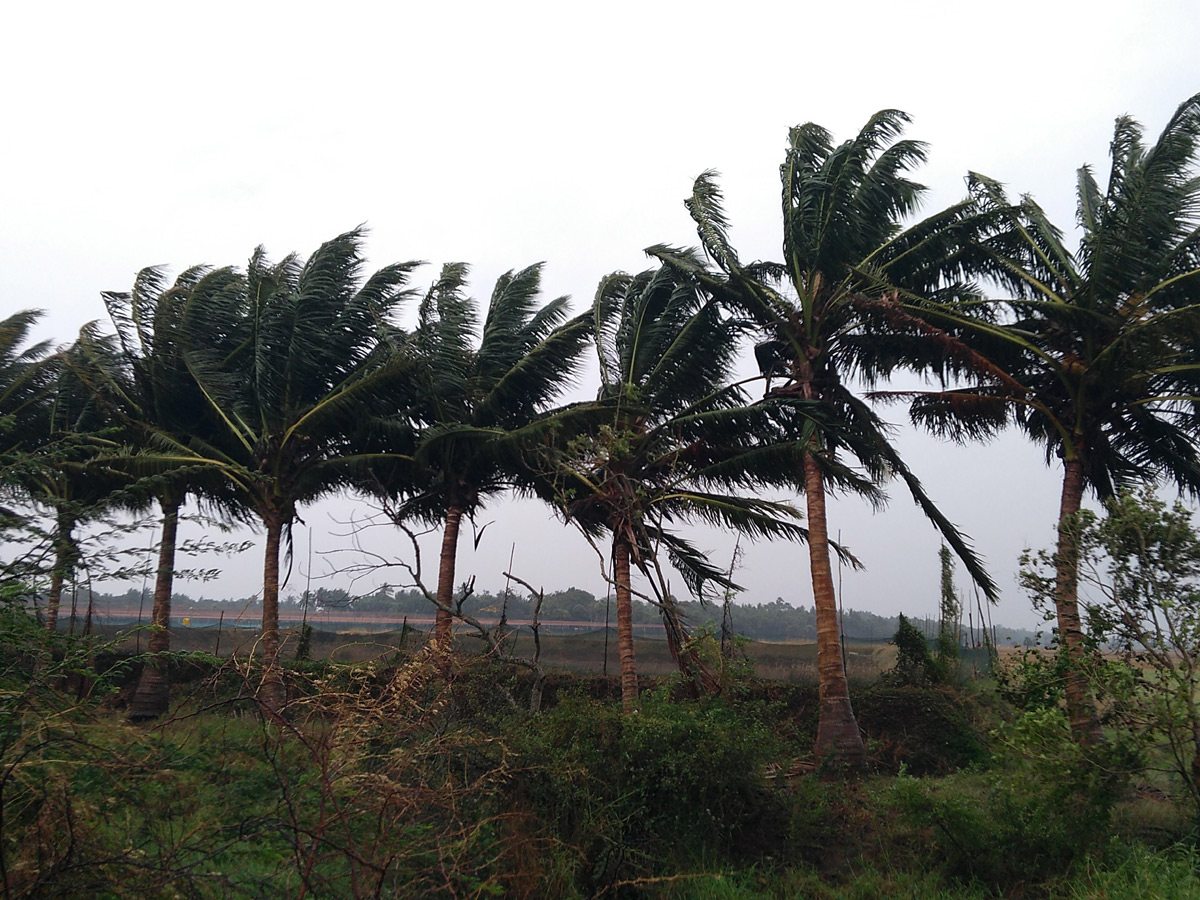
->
[[2, 1, 1198, 629]]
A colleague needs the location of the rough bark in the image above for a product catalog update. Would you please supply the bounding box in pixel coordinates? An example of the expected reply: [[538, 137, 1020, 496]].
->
[[129, 496, 181, 722], [434, 504, 463, 665], [614, 535, 639, 713], [44, 569, 64, 635], [1054, 456, 1105, 744], [43, 512, 75, 634], [258, 509, 287, 713], [806, 451, 867, 771]]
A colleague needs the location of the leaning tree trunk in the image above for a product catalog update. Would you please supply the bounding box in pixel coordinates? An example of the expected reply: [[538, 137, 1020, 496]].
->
[[659, 593, 719, 697], [129, 495, 181, 722], [806, 451, 867, 771], [43, 511, 76, 634], [1054, 455, 1105, 745], [258, 509, 287, 713], [433, 504, 464, 668], [44, 569, 64, 635], [613, 535, 639, 713]]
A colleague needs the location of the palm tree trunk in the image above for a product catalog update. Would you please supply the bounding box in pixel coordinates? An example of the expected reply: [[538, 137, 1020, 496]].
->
[[1055, 456, 1104, 744], [434, 504, 463, 663], [806, 452, 866, 771], [129, 495, 181, 721], [614, 535, 638, 713], [43, 511, 75, 634], [259, 509, 286, 712], [44, 569, 63, 634]]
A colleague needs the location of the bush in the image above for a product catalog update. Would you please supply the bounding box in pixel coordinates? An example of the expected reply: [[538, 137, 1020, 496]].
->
[[892, 707, 1133, 889], [0, 640, 519, 899], [510, 691, 784, 895], [855, 684, 987, 775], [887, 613, 937, 686]]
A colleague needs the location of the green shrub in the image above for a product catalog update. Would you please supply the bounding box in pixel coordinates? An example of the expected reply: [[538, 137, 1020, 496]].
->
[[888, 613, 937, 686], [892, 708, 1132, 890], [510, 691, 784, 895], [1070, 842, 1200, 900], [855, 685, 988, 775]]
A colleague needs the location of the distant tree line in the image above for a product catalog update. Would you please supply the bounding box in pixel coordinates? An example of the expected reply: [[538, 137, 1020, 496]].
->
[[86, 585, 1040, 645]]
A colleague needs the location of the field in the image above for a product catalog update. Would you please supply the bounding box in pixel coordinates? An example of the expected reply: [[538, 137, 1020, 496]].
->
[[95, 621, 902, 681], [4, 615, 1199, 900]]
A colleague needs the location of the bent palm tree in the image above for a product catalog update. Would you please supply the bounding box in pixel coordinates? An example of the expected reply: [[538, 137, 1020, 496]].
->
[[181, 229, 419, 710], [905, 94, 1200, 741], [0, 311, 53, 519], [89, 265, 248, 719], [22, 334, 133, 633], [374, 262, 591, 657], [0, 313, 63, 598], [553, 264, 818, 712], [653, 111, 998, 768]]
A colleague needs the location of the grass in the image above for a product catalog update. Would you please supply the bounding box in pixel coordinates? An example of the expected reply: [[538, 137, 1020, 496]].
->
[[5, 622, 1200, 899], [94, 621, 897, 681]]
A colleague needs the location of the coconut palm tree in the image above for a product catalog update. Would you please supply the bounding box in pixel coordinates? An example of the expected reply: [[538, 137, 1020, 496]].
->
[[552, 263, 820, 712], [903, 94, 1200, 741], [86, 265, 248, 719], [0, 310, 53, 496], [373, 262, 592, 655], [179, 229, 419, 710], [19, 333, 133, 633], [0, 312, 56, 583], [652, 110, 998, 768]]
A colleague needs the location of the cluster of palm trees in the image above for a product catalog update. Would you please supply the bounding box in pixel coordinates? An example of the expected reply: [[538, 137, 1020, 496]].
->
[[3, 95, 1199, 769]]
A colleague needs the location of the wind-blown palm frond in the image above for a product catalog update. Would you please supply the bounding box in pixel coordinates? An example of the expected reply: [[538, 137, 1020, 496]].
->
[[0, 311, 53, 451]]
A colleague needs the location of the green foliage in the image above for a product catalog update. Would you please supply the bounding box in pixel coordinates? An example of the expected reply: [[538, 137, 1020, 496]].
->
[[936, 546, 961, 678], [1022, 488, 1200, 813], [994, 644, 1071, 711], [892, 707, 1133, 889], [510, 691, 783, 895], [1071, 842, 1200, 900], [888, 613, 936, 685], [855, 685, 987, 776], [680, 623, 756, 695]]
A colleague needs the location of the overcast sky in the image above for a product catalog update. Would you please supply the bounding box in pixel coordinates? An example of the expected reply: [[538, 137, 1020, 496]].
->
[[2, 1, 1198, 630]]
